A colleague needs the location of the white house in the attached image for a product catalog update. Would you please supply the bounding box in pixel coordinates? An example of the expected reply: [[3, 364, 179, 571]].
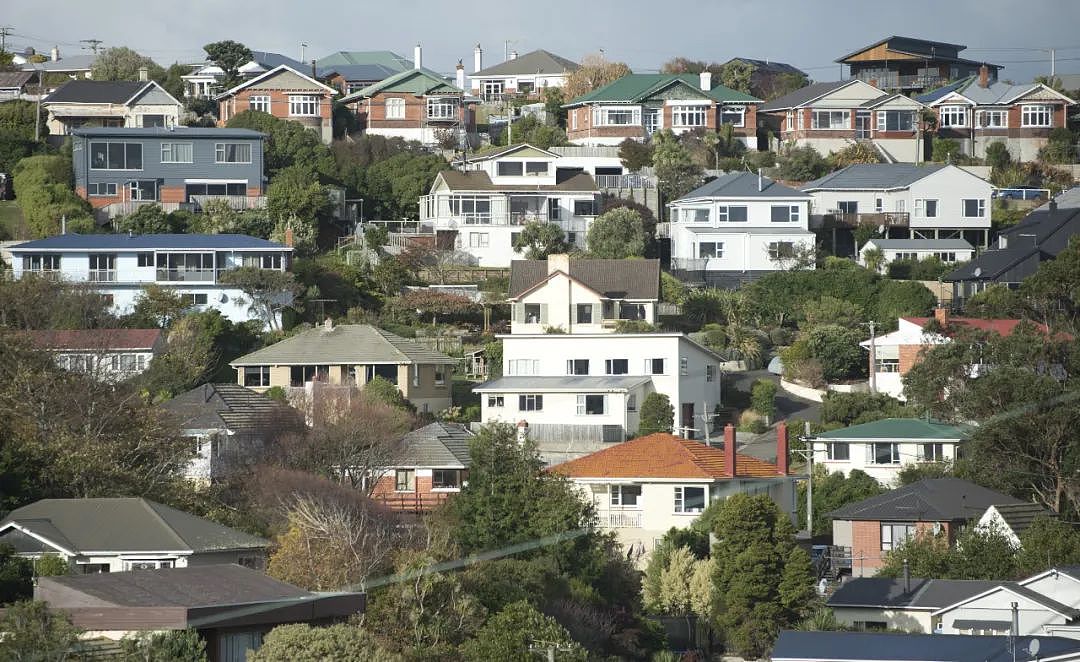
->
[[42, 79, 183, 137], [26, 328, 163, 382], [934, 584, 1080, 637], [976, 503, 1054, 549], [667, 171, 816, 287], [551, 427, 796, 557], [420, 144, 601, 267], [469, 47, 579, 101], [858, 238, 974, 273], [811, 418, 970, 485], [801, 163, 994, 251], [8, 233, 293, 326]]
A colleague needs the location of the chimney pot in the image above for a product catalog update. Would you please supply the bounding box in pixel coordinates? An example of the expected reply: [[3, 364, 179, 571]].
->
[[723, 423, 737, 477], [933, 307, 948, 326], [473, 44, 483, 74], [138, 66, 148, 82], [978, 64, 989, 89], [776, 421, 789, 475], [414, 43, 422, 71], [455, 60, 466, 90], [699, 71, 712, 92]]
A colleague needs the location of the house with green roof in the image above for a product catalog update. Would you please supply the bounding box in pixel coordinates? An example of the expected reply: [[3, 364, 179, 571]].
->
[[340, 61, 475, 147], [811, 417, 971, 484], [315, 50, 412, 94], [563, 72, 761, 148]]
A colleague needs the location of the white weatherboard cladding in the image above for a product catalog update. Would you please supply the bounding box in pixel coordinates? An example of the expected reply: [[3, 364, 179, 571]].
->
[[937, 589, 1071, 635], [907, 167, 993, 230], [512, 271, 657, 334], [811, 439, 961, 483]]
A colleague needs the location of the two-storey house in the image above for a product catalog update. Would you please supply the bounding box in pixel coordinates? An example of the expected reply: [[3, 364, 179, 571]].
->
[[43, 79, 183, 138], [469, 48, 579, 101], [836, 36, 1002, 94], [916, 68, 1076, 162], [759, 79, 926, 163], [801, 163, 993, 255], [316, 50, 413, 95], [475, 255, 725, 443], [420, 144, 601, 267], [564, 73, 761, 148], [8, 233, 293, 325], [216, 64, 338, 144], [182, 50, 310, 99], [667, 171, 815, 287], [27, 328, 163, 382], [811, 418, 970, 485], [71, 127, 266, 219], [229, 321, 457, 413]]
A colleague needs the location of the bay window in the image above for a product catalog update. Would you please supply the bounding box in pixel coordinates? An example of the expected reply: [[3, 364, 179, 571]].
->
[[427, 97, 458, 120], [1021, 104, 1053, 127], [939, 106, 968, 128]]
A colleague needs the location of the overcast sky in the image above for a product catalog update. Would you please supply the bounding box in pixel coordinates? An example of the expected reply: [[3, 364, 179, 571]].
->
[[5, 0, 1079, 83]]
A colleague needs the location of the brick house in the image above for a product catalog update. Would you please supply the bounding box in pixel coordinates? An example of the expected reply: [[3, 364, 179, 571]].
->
[[828, 478, 1028, 577], [563, 73, 761, 148], [215, 64, 338, 144], [369, 422, 473, 514]]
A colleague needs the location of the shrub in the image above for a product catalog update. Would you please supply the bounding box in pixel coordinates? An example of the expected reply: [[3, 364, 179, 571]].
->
[[737, 410, 767, 433], [774, 145, 829, 181], [750, 379, 778, 421], [806, 325, 866, 382], [638, 392, 674, 435]]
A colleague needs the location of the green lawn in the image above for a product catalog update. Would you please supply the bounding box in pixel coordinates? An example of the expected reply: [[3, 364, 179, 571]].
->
[[0, 200, 27, 240]]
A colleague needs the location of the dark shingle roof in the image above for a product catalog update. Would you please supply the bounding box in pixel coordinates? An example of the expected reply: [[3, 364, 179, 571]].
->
[[11, 233, 289, 252], [44, 80, 154, 104], [758, 80, 852, 111], [230, 324, 458, 366], [802, 163, 948, 191], [474, 50, 579, 77], [676, 171, 809, 200], [772, 631, 1080, 662], [828, 478, 1025, 522], [159, 383, 303, 433], [508, 258, 660, 300], [0, 498, 268, 554], [990, 503, 1053, 536], [828, 577, 1004, 610], [395, 422, 473, 468]]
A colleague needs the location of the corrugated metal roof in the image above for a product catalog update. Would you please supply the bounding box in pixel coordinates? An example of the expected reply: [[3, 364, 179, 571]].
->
[[828, 577, 1004, 610], [828, 478, 1024, 522], [316, 50, 412, 71], [230, 324, 458, 366], [565, 73, 759, 107], [474, 50, 579, 77], [817, 418, 971, 441], [10, 233, 289, 252], [508, 258, 660, 300], [342, 68, 463, 101], [801, 163, 947, 191], [473, 375, 652, 392], [677, 171, 809, 200]]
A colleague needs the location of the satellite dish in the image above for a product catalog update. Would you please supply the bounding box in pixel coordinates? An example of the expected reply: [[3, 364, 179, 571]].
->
[[1029, 639, 1040, 657], [973, 267, 982, 277]]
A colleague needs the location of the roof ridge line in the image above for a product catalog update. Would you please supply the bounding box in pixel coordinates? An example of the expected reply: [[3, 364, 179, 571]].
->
[[139, 499, 193, 551]]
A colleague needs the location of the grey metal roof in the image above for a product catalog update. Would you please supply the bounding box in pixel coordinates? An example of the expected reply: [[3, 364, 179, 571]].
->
[[950, 619, 1013, 630], [508, 258, 660, 300], [676, 172, 809, 201], [44, 79, 154, 104], [159, 383, 304, 433], [772, 631, 1080, 662], [0, 71, 37, 88], [395, 422, 473, 468], [758, 80, 851, 111], [21, 54, 97, 73], [828, 577, 1004, 610], [474, 50, 579, 77], [0, 498, 268, 554], [71, 127, 265, 139], [473, 376, 652, 392], [802, 163, 947, 191], [437, 170, 598, 193], [864, 239, 974, 250], [230, 324, 458, 366], [828, 478, 1025, 522], [11, 233, 288, 252]]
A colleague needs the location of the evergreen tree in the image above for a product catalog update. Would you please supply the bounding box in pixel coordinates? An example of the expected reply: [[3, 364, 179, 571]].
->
[[652, 130, 703, 205], [638, 393, 675, 435]]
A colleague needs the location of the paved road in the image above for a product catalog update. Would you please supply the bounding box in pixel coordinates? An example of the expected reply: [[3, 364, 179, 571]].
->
[[728, 369, 820, 463]]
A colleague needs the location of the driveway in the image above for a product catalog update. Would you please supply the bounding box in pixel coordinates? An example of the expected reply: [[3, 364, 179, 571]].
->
[[727, 369, 820, 464]]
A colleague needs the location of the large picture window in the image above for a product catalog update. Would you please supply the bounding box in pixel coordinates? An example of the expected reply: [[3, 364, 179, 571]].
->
[[244, 366, 271, 387], [963, 199, 986, 218], [610, 485, 641, 508], [881, 522, 917, 551], [449, 195, 492, 223], [1021, 105, 1053, 127], [827, 442, 849, 461], [674, 486, 706, 514], [871, 442, 900, 465], [875, 110, 915, 132], [698, 242, 723, 258], [717, 206, 748, 222], [771, 205, 800, 222], [671, 105, 706, 127], [720, 105, 745, 127], [89, 142, 143, 170], [592, 106, 641, 126], [22, 254, 61, 272], [288, 95, 320, 117], [519, 394, 543, 411], [976, 110, 1007, 128], [810, 110, 850, 130], [576, 394, 605, 415], [215, 143, 251, 163]]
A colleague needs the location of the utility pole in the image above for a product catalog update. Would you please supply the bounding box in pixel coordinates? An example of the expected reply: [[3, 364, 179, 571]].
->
[[33, 62, 43, 141], [80, 39, 103, 54], [0, 27, 13, 54], [530, 641, 575, 661], [862, 321, 877, 393], [791, 421, 814, 537]]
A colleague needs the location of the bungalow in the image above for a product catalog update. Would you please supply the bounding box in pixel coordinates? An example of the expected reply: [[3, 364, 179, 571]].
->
[[0, 498, 269, 573], [215, 64, 338, 144], [550, 426, 796, 557], [934, 584, 1080, 637], [469, 48, 579, 101], [858, 238, 975, 274], [26, 328, 162, 381], [827, 576, 1005, 632], [369, 421, 473, 514], [42, 78, 183, 137], [811, 418, 971, 484]]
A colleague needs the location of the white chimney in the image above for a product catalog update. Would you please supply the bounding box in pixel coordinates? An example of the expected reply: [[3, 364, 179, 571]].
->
[[700, 71, 712, 91], [474, 44, 483, 73], [455, 60, 465, 90], [414, 43, 422, 70], [138, 66, 148, 82], [509, 50, 518, 61], [50, 45, 59, 62]]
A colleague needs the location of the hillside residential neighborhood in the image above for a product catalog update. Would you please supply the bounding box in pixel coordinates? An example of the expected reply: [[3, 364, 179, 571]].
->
[[2, 11, 1080, 662]]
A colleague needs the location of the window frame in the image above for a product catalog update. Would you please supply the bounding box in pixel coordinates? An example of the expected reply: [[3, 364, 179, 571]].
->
[[718, 205, 748, 222], [673, 485, 706, 514], [610, 484, 642, 509], [810, 110, 850, 130], [939, 105, 968, 128], [288, 95, 321, 117], [880, 522, 917, 551], [394, 469, 416, 492], [647, 358, 665, 375], [160, 142, 194, 164], [215, 143, 252, 164], [575, 303, 593, 324], [89, 141, 143, 171], [671, 105, 707, 128], [827, 442, 850, 461], [248, 95, 270, 113], [487, 395, 505, 408], [426, 97, 459, 120], [605, 358, 629, 375], [915, 199, 938, 218], [385, 97, 405, 119], [86, 182, 118, 197], [432, 469, 461, 490], [567, 359, 590, 375], [1021, 104, 1053, 128], [244, 366, 271, 387], [768, 241, 796, 260], [976, 109, 1007, 128], [576, 394, 606, 416], [963, 199, 986, 218], [719, 105, 745, 127], [875, 109, 915, 132], [871, 442, 901, 465], [698, 242, 723, 259], [770, 205, 800, 223], [922, 443, 945, 462], [519, 394, 544, 411], [592, 106, 641, 126]]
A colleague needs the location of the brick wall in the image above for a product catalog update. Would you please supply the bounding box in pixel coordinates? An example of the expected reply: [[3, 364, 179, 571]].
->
[[159, 185, 185, 204], [218, 88, 333, 125], [898, 344, 925, 374], [852, 520, 883, 571]]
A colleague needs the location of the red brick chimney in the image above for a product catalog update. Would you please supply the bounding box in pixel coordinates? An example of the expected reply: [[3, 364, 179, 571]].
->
[[978, 64, 989, 89], [284, 226, 295, 248], [723, 423, 737, 477], [934, 307, 949, 326], [776, 421, 789, 476]]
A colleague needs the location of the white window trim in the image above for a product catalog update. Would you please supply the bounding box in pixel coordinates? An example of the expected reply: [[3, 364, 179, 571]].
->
[[248, 95, 270, 113], [1020, 104, 1053, 128], [962, 198, 986, 218], [810, 110, 850, 130], [591, 105, 642, 127], [975, 109, 1008, 129], [160, 142, 193, 164], [288, 95, 320, 117], [671, 105, 707, 128], [719, 105, 745, 127], [939, 105, 968, 128], [385, 97, 405, 120], [215, 143, 252, 164]]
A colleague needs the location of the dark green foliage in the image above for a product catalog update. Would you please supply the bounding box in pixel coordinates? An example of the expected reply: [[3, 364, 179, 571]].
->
[[460, 601, 585, 661], [0, 545, 32, 605], [120, 628, 207, 662], [652, 129, 704, 203], [513, 221, 568, 259], [751, 378, 777, 420], [203, 40, 254, 88], [225, 110, 335, 180], [873, 280, 936, 326], [363, 152, 449, 220], [499, 113, 568, 149], [931, 138, 964, 163], [821, 391, 915, 426], [116, 204, 194, 234], [797, 467, 885, 536], [91, 47, 165, 83], [0, 601, 81, 660], [964, 284, 1027, 318], [1037, 128, 1077, 164], [362, 375, 415, 412], [879, 526, 1019, 580], [248, 623, 394, 661], [619, 138, 654, 171], [985, 141, 1011, 170], [775, 146, 830, 181], [0, 100, 48, 173], [586, 207, 646, 258], [897, 462, 953, 485], [638, 392, 675, 435], [459, 558, 564, 614], [0, 276, 114, 331], [806, 324, 866, 382], [1017, 516, 1080, 575], [887, 255, 953, 281], [12, 154, 92, 237]]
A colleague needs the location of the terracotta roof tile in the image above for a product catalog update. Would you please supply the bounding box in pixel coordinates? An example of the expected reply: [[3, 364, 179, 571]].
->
[[902, 317, 1049, 336], [550, 433, 781, 480], [26, 328, 163, 351]]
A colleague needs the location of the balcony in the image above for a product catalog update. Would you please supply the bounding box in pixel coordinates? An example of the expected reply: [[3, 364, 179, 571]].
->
[[88, 270, 116, 282], [821, 211, 910, 229], [155, 269, 215, 283], [598, 509, 643, 528], [851, 72, 948, 90]]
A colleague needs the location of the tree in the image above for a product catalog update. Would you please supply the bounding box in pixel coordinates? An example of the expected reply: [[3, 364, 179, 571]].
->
[[1017, 516, 1080, 575], [964, 284, 1027, 319], [0, 545, 32, 605], [461, 601, 586, 662], [751, 379, 778, 423], [878, 525, 1018, 580], [248, 623, 398, 662], [225, 110, 335, 180], [116, 204, 173, 234], [563, 54, 631, 100], [0, 277, 113, 331], [806, 324, 867, 382], [873, 280, 936, 327], [11, 154, 92, 237], [897, 462, 953, 486], [775, 145, 830, 182], [660, 58, 723, 76], [637, 393, 674, 436], [120, 629, 207, 662], [642, 545, 714, 617], [719, 60, 753, 94], [129, 284, 188, 328], [985, 141, 1012, 170], [217, 266, 299, 331], [586, 207, 646, 258], [0, 601, 81, 661], [1023, 237, 1080, 335], [159, 63, 188, 101], [829, 142, 882, 168], [797, 467, 885, 536], [513, 221, 569, 259], [362, 375, 414, 412], [0, 100, 48, 173], [542, 87, 567, 128], [618, 138, 654, 172], [203, 40, 253, 88], [500, 113, 568, 149], [363, 152, 449, 220], [91, 47, 164, 82], [652, 129, 703, 203], [931, 138, 963, 163], [821, 391, 914, 426], [371, 255, 413, 297], [801, 295, 864, 331]]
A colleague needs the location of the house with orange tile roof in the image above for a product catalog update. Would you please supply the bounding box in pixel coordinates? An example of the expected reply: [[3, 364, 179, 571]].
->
[[550, 425, 798, 558], [26, 328, 164, 382]]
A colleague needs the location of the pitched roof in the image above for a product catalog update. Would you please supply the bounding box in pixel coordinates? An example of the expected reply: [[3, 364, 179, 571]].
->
[[21, 54, 97, 73], [26, 328, 162, 351], [758, 80, 852, 111], [473, 50, 579, 77], [676, 171, 809, 201], [864, 238, 974, 250], [473, 375, 653, 393], [249, 51, 308, 72], [217, 64, 337, 99], [158, 383, 303, 432], [10, 233, 289, 252], [230, 324, 458, 366], [901, 316, 1049, 336], [44, 79, 159, 105], [817, 418, 971, 441], [565, 73, 759, 107], [917, 77, 1074, 106], [395, 422, 473, 468], [0, 71, 37, 88], [828, 577, 1004, 610], [802, 163, 949, 191], [316, 50, 412, 71], [935, 583, 1080, 619], [988, 503, 1053, 537], [435, 170, 598, 193], [71, 127, 265, 139], [341, 68, 464, 101], [508, 258, 660, 300], [772, 630, 1080, 662], [835, 36, 988, 65], [0, 498, 268, 554], [550, 433, 782, 480], [828, 478, 1025, 522]]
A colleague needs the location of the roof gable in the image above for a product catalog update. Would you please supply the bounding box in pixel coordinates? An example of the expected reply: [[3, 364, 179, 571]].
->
[[343, 68, 464, 101], [566, 73, 759, 107], [508, 258, 660, 300], [828, 478, 1024, 522], [44, 80, 157, 105], [758, 80, 856, 112], [217, 64, 337, 99], [396, 422, 473, 467], [159, 383, 303, 432], [473, 49, 580, 77]]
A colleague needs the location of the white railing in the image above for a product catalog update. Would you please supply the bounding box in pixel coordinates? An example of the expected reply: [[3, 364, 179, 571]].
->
[[595, 174, 656, 189], [88, 270, 116, 282], [599, 510, 643, 528]]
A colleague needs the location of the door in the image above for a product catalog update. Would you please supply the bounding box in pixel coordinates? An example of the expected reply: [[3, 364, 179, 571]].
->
[[680, 403, 695, 438], [855, 110, 872, 139], [644, 108, 661, 135]]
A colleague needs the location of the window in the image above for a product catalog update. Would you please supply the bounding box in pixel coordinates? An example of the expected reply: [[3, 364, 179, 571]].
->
[[718, 206, 748, 222], [720, 105, 745, 127], [432, 469, 461, 489], [89, 142, 142, 170], [129, 180, 157, 201], [449, 195, 492, 223], [434, 366, 446, 385], [875, 110, 915, 132], [647, 358, 665, 374], [923, 443, 945, 462], [427, 97, 458, 120], [876, 358, 900, 373], [576, 394, 606, 415], [963, 199, 986, 218], [496, 161, 524, 176], [674, 486, 706, 513], [519, 394, 543, 411], [1021, 104, 1053, 128], [576, 303, 593, 324], [567, 359, 590, 375], [854, 621, 889, 632], [976, 110, 1007, 128], [118, 354, 146, 373], [940, 106, 968, 128], [768, 242, 796, 260], [935, 251, 958, 262], [180, 293, 208, 306], [872, 442, 900, 465], [289, 95, 320, 117], [240, 253, 285, 270], [895, 251, 918, 261], [137, 252, 153, 267], [469, 232, 489, 248], [88, 254, 115, 281], [244, 366, 271, 387], [385, 97, 405, 119], [683, 208, 710, 223], [827, 442, 850, 461], [573, 200, 597, 216], [680, 357, 688, 375], [215, 143, 251, 163], [592, 106, 641, 126], [124, 560, 174, 571], [627, 394, 637, 412], [810, 110, 850, 129], [525, 161, 548, 175], [523, 303, 542, 323], [508, 359, 539, 375], [698, 242, 723, 259], [249, 95, 270, 113], [671, 105, 706, 127], [619, 303, 646, 320], [86, 182, 118, 196], [487, 395, 504, 407], [875, 198, 884, 212], [706, 365, 716, 382], [605, 359, 628, 375], [771, 205, 800, 222], [22, 254, 61, 273], [160, 142, 193, 163], [915, 199, 938, 218], [881, 522, 917, 550], [548, 198, 561, 221], [610, 485, 642, 508], [395, 469, 416, 492], [141, 114, 165, 128], [155, 252, 214, 282]]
